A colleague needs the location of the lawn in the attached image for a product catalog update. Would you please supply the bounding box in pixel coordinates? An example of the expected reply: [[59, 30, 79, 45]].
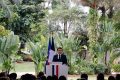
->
[[13, 62, 35, 72]]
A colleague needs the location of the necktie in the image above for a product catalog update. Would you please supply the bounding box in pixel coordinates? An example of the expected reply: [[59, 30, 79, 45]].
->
[[58, 54, 61, 59], [59, 54, 61, 59]]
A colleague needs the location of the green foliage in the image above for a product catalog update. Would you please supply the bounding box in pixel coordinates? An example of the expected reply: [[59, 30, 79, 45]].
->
[[0, 25, 10, 36], [31, 23, 49, 42], [0, 0, 45, 42], [27, 41, 46, 75], [112, 64, 120, 72], [66, 55, 107, 75], [87, 7, 120, 68], [110, 51, 120, 65], [87, 8, 99, 55], [0, 0, 12, 18], [22, 0, 44, 5], [94, 64, 107, 74], [111, 35, 120, 48], [114, 22, 120, 31], [52, 0, 69, 9], [75, 58, 107, 74], [0, 8, 5, 19], [0, 32, 19, 73], [78, 60, 95, 74]]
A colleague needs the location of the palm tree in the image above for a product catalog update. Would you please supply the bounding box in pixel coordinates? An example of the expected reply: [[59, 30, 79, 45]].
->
[[0, 32, 19, 74], [27, 41, 46, 75]]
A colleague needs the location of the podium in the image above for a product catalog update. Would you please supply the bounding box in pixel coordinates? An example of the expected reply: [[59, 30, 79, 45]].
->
[[46, 62, 68, 78]]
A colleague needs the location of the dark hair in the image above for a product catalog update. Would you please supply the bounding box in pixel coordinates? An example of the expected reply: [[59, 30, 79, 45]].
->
[[52, 75, 58, 80], [37, 72, 44, 78], [77, 79, 86, 80], [97, 73, 104, 80], [40, 76, 46, 80], [0, 72, 7, 77], [108, 76, 115, 80], [116, 74, 120, 80], [47, 76, 52, 80], [9, 73, 17, 80], [80, 79, 86, 80], [0, 77, 10, 80], [81, 73, 88, 80], [59, 76, 66, 80], [57, 47, 63, 51], [21, 74, 36, 80]]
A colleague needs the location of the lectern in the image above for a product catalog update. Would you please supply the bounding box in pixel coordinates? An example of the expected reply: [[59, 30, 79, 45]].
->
[[46, 62, 68, 78]]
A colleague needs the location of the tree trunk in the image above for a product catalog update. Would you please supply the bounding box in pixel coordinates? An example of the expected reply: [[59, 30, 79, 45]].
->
[[105, 51, 110, 66], [64, 20, 68, 37]]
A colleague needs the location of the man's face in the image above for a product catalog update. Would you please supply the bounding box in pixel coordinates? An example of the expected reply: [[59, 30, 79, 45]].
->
[[57, 49, 63, 54]]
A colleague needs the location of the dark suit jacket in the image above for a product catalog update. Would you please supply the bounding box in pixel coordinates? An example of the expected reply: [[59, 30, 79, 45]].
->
[[53, 54, 67, 65]]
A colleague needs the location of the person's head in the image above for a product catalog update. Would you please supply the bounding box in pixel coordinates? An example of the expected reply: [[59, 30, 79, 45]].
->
[[0, 72, 7, 77], [77, 79, 86, 80], [81, 73, 88, 80], [37, 72, 44, 78], [9, 73, 17, 80], [47, 76, 52, 80], [97, 73, 104, 80], [52, 75, 58, 80], [0, 77, 10, 80], [108, 76, 115, 80], [116, 74, 120, 80], [21, 74, 36, 80], [40, 76, 46, 80], [59, 76, 66, 80], [80, 79, 86, 80], [57, 47, 63, 54]]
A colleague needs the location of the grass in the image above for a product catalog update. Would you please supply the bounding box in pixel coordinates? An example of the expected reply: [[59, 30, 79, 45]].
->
[[13, 62, 35, 72]]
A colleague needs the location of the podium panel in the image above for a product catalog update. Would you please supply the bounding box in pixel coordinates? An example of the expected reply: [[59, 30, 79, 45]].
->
[[46, 62, 68, 78]]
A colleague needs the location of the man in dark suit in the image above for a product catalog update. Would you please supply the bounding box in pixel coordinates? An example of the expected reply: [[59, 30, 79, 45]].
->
[[53, 47, 67, 65]]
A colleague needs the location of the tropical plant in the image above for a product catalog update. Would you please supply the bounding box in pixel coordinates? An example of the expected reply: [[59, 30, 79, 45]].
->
[[112, 64, 120, 72], [94, 64, 107, 74], [0, 0, 45, 42], [0, 25, 9, 36], [76, 59, 95, 74], [0, 32, 19, 74], [27, 40, 47, 75], [55, 33, 86, 74]]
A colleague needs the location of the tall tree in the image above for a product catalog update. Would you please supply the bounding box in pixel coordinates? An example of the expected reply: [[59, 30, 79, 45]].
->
[[0, 0, 45, 42]]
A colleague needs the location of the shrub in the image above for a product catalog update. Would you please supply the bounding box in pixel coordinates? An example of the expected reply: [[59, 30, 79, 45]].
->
[[94, 64, 107, 74], [80, 66, 94, 75], [112, 64, 120, 72], [78, 60, 95, 75]]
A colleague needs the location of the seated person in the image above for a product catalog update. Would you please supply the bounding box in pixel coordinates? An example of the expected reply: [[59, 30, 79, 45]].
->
[[81, 73, 88, 80], [0, 77, 10, 80], [108, 76, 115, 80], [9, 73, 17, 80], [97, 73, 104, 80]]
